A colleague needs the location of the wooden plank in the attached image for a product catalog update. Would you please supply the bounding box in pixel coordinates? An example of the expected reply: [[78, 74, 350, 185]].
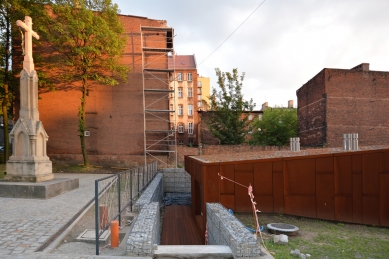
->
[[161, 205, 203, 245]]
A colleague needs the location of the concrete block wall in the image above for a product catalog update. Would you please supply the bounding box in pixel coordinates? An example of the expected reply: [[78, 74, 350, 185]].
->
[[133, 173, 163, 212], [126, 202, 160, 256], [161, 168, 191, 193], [206, 203, 262, 258]]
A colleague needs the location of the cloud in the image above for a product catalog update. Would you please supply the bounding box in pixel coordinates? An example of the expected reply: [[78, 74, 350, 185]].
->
[[114, 0, 389, 107]]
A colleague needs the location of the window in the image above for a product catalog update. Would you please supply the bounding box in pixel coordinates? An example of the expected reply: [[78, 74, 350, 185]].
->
[[258, 114, 263, 120], [178, 105, 183, 116], [198, 81, 202, 87], [188, 87, 193, 97], [178, 124, 184, 133], [170, 87, 174, 98], [188, 73, 192, 81], [249, 114, 253, 121], [188, 105, 193, 116], [178, 140, 184, 145], [178, 87, 183, 98], [188, 122, 193, 134], [197, 88, 202, 94], [188, 139, 194, 146], [248, 126, 253, 133], [198, 101, 202, 107], [177, 73, 182, 81], [198, 95, 202, 101]]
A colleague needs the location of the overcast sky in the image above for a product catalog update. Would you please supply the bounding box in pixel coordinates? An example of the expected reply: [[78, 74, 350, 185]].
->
[[113, 0, 389, 109]]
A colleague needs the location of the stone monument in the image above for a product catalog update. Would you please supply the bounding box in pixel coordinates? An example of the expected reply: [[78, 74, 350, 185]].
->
[[4, 16, 53, 182]]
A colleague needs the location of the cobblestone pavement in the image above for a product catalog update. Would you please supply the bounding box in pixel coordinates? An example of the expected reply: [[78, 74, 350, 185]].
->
[[0, 174, 110, 256]]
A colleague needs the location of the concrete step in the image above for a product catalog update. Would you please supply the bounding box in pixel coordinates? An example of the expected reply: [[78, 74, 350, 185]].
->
[[154, 245, 233, 259]]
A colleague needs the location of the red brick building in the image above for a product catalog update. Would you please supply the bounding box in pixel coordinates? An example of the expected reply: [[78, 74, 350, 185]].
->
[[297, 63, 389, 147], [28, 15, 173, 166]]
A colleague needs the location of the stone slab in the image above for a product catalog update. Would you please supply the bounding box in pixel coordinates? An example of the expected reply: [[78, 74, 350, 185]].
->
[[76, 229, 111, 244], [0, 177, 79, 199], [154, 245, 234, 259]]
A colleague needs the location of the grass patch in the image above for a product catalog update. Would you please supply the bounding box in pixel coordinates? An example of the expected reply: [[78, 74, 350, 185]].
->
[[235, 212, 389, 259], [0, 163, 5, 179]]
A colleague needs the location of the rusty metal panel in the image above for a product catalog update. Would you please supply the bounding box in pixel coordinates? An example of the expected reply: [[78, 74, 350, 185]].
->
[[362, 196, 380, 225], [234, 172, 253, 212], [334, 155, 352, 195], [255, 195, 274, 213], [273, 160, 283, 173], [235, 163, 254, 173], [380, 174, 389, 227], [284, 196, 316, 218], [316, 155, 334, 173], [380, 150, 389, 173], [273, 173, 284, 213], [220, 195, 235, 211], [203, 165, 220, 204], [334, 196, 353, 223], [284, 158, 316, 195], [316, 174, 334, 220], [253, 162, 273, 196], [352, 154, 362, 174], [353, 174, 363, 224], [362, 153, 380, 195], [220, 165, 235, 195]]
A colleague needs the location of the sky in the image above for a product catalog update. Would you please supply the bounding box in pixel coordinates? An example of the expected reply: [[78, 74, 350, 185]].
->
[[112, 0, 389, 109]]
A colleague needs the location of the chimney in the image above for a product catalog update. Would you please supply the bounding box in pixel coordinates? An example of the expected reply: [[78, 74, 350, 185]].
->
[[261, 102, 268, 111], [288, 100, 294, 108], [351, 63, 369, 72]]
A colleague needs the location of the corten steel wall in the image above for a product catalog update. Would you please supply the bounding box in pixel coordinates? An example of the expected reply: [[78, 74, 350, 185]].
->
[[32, 15, 170, 166], [185, 148, 389, 240], [297, 66, 389, 147]]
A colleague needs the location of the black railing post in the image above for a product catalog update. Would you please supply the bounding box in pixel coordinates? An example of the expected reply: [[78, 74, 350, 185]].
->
[[118, 174, 121, 227], [95, 180, 99, 255], [137, 167, 140, 197], [130, 169, 133, 212]]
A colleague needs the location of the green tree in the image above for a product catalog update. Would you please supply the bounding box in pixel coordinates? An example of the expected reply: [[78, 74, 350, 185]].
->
[[0, 0, 33, 162], [204, 68, 255, 145], [250, 107, 298, 146], [39, 0, 128, 166]]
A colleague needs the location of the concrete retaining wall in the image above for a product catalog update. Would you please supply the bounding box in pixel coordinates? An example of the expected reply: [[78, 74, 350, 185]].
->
[[160, 168, 191, 193], [206, 203, 262, 258], [126, 202, 160, 256], [133, 173, 163, 212]]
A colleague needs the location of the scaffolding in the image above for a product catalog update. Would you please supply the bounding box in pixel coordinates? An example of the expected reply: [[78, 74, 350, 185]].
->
[[141, 26, 177, 167]]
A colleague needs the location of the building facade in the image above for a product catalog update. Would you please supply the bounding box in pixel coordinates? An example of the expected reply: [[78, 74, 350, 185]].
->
[[197, 76, 210, 111], [168, 55, 199, 146], [297, 63, 389, 147], [16, 14, 173, 166]]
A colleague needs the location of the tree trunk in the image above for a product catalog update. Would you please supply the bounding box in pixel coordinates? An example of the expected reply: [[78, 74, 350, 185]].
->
[[79, 77, 89, 167]]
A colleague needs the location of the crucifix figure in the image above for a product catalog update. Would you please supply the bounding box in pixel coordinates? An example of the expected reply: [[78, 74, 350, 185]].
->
[[16, 16, 39, 74]]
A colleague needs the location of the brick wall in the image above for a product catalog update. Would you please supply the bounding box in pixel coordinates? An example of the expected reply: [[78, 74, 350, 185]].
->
[[31, 15, 171, 165], [297, 65, 389, 147]]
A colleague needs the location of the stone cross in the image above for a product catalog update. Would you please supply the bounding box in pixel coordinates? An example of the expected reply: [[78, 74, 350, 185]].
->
[[16, 16, 39, 74]]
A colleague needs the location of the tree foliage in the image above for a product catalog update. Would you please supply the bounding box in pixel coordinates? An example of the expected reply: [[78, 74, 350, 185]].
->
[[204, 68, 255, 145], [39, 0, 128, 166], [250, 107, 298, 146]]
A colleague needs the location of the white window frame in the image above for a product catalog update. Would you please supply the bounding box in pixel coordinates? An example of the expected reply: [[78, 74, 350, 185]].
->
[[178, 105, 183, 116], [178, 87, 183, 98], [198, 101, 202, 107], [188, 122, 193, 134], [177, 73, 182, 81], [188, 87, 193, 97], [178, 124, 184, 133], [198, 81, 202, 87], [178, 140, 184, 145], [188, 105, 193, 116], [249, 114, 253, 121], [188, 73, 192, 81]]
